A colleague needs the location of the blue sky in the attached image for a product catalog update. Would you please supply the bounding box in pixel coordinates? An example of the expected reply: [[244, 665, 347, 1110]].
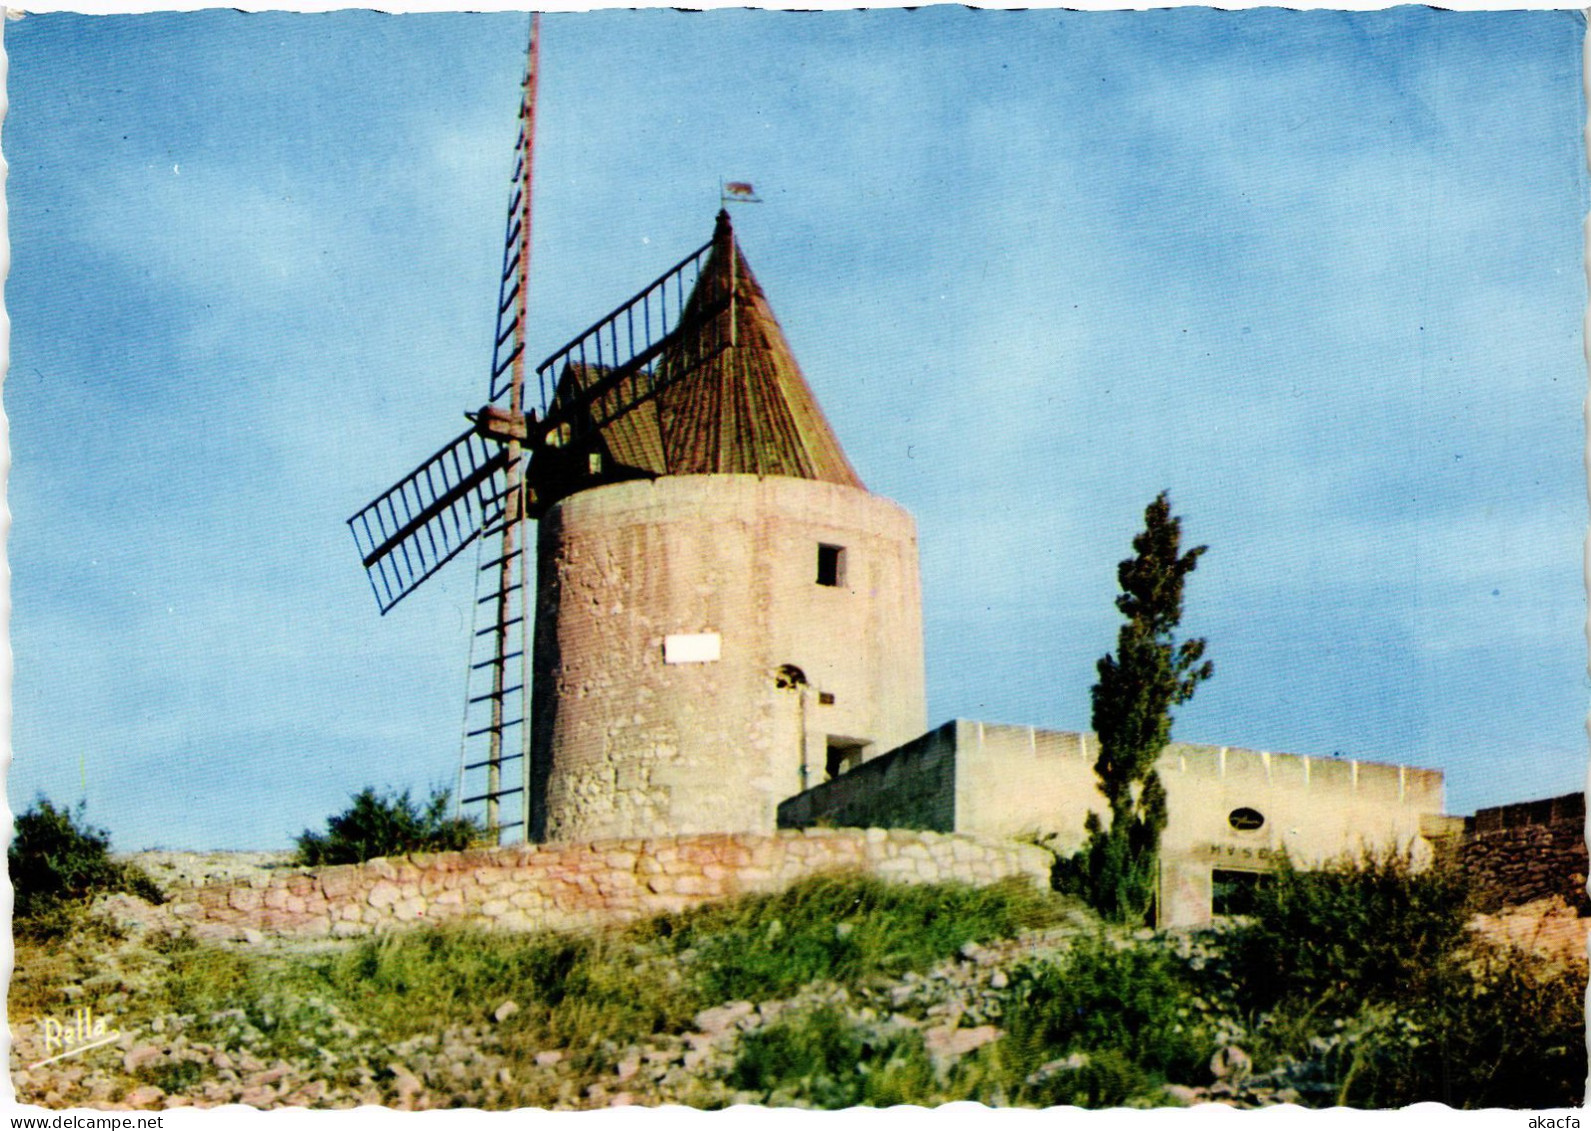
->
[[6, 8, 1586, 850]]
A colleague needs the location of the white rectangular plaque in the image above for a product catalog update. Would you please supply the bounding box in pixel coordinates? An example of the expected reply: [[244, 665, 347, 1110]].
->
[[663, 633, 722, 664]]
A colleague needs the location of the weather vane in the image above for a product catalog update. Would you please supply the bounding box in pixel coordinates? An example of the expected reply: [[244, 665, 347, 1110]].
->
[[720, 180, 762, 206]]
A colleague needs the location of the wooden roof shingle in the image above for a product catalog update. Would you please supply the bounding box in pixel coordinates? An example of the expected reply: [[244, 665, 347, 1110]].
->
[[654, 211, 863, 489], [532, 212, 863, 512]]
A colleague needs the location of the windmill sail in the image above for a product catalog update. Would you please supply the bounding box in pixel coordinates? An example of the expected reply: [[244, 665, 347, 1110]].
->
[[462, 17, 539, 842], [348, 427, 511, 614], [488, 48, 538, 408], [346, 19, 539, 842], [532, 235, 722, 436], [524, 231, 728, 515]]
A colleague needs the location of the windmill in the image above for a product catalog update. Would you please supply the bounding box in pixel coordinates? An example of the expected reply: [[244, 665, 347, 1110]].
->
[[346, 22, 764, 842]]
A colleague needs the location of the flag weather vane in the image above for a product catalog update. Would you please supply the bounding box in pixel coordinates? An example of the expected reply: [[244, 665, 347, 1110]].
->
[[718, 183, 759, 344], [721, 180, 762, 206]]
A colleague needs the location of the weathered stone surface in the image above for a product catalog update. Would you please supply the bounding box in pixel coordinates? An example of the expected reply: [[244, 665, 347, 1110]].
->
[[257, 909, 304, 932], [143, 830, 1050, 941], [123, 1045, 164, 1073], [238, 1086, 276, 1108], [1460, 796, 1589, 914], [388, 1063, 424, 1107], [923, 1024, 1000, 1064], [121, 1085, 165, 1108], [318, 868, 359, 900], [693, 1001, 755, 1035], [1210, 1045, 1253, 1081]]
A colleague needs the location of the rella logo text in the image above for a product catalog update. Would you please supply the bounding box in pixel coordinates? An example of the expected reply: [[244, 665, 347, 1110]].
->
[[28, 1007, 124, 1068]]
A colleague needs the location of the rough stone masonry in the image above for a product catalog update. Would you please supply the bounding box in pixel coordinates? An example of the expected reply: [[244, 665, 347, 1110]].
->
[[112, 829, 1051, 942]]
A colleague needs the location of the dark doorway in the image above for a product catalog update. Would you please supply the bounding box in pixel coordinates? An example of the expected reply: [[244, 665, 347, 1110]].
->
[[825, 738, 867, 780], [1211, 868, 1271, 917]]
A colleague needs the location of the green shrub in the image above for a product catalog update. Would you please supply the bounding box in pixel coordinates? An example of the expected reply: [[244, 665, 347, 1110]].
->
[[1318, 943, 1586, 1109], [327, 924, 698, 1069], [158, 931, 271, 1019], [729, 1006, 936, 1108], [313, 876, 1073, 1086], [1208, 847, 1583, 1108], [1428, 943, 1584, 1108], [9, 797, 163, 932], [1216, 847, 1475, 1016], [294, 787, 481, 866], [644, 873, 1070, 1003], [144, 934, 374, 1073], [332, 927, 592, 1026], [1016, 1047, 1151, 1109], [997, 933, 1213, 1105]]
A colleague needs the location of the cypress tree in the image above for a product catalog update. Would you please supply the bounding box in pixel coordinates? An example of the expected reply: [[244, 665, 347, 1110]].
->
[[1071, 491, 1212, 923]]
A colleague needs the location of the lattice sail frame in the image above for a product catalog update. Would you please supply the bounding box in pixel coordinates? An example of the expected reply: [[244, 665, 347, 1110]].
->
[[528, 232, 747, 463], [348, 429, 510, 615]]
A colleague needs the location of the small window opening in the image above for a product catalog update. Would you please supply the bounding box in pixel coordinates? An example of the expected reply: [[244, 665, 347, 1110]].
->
[[817, 543, 846, 587], [1211, 869, 1272, 917], [825, 738, 867, 780]]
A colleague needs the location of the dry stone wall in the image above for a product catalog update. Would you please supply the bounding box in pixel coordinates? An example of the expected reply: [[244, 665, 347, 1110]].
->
[[1459, 793, 1587, 913], [140, 830, 1050, 942]]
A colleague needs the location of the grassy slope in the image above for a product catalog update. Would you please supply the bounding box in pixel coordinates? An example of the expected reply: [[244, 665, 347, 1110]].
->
[[10, 870, 1585, 1110]]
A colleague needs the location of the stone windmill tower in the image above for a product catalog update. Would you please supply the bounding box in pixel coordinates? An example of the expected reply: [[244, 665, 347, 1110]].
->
[[348, 24, 922, 844], [524, 210, 927, 842]]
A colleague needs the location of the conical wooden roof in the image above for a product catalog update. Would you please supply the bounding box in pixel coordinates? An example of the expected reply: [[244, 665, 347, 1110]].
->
[[529, 214, 863, 514], [652, 211, 863, 488]]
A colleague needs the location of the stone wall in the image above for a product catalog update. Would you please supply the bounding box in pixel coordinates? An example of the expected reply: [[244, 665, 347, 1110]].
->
[[779, 720, 1447, 928], [138, 830, 1049, 942], [1460, 792, 1587, 913], [776, 722, 957, 832]]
